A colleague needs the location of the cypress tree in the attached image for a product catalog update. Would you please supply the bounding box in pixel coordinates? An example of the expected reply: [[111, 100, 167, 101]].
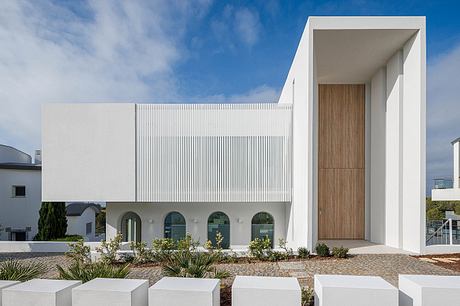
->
[[36, 202, 67, 240]]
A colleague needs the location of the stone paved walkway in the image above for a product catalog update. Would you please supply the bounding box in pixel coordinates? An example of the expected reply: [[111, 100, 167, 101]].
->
[[1, 253, 458, 288]]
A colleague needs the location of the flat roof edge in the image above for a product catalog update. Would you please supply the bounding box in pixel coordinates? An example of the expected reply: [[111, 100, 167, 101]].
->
[[308, 16, 425, 30], [451, 137, 460, 145]]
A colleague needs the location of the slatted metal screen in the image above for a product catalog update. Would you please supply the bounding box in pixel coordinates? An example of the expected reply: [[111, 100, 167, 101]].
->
[[136, 104, 292, 202]]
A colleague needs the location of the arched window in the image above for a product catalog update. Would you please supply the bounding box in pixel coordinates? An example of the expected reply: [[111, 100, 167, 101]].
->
[[251, 212, 274, 248], [121, 212, 141, 242], [207, 212, 230, 249], [164, 212, 186, 241]]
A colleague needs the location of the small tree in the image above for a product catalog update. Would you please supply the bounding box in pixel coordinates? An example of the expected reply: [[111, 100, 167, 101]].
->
[[36, 202, 67, 240]]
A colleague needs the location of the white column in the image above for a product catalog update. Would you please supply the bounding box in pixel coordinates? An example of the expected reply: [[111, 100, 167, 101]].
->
[[453, 140, 460, 188], [370, 68, 386, 244], [401, 30, 426, 254], [385, 50, 404, 249]]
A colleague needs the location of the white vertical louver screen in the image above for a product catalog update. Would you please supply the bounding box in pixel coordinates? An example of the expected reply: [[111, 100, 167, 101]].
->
[[136, 104, 292, 202]]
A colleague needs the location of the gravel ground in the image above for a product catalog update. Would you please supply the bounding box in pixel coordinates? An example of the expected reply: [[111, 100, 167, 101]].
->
[[417, 253, 460, 273], [1, 253, 458, 288]]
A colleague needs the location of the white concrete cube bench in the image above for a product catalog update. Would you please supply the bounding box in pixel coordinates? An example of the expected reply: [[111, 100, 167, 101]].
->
[[149, 277, 220, 306], [232, 276, 301, 306], [72, 278, 148, 306], [0, 281, 20, 305], [2, 279, 81, 306], [399, 274, 460, 306], [314, 275, 398, 306]]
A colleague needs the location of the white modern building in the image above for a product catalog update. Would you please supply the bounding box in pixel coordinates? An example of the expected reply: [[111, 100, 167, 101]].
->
[[0, 145, 42, 240], [432, 138, 460, 201], [66, 203, 101, 241], [42, 16, 426, 253]]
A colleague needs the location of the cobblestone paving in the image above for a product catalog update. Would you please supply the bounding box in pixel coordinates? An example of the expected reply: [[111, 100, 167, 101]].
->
[[0, 253, 73, 279], [1, 253, 458, 288]]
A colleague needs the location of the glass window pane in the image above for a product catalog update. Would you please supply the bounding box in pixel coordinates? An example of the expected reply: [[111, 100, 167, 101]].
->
[[208, 212, 230, 249], [164, 212, 186, 241], [251, 212, 274, 248], [121, 212, 141, 242]]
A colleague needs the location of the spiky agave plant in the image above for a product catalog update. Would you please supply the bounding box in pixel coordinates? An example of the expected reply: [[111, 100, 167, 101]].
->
[[57, 261, 130, 283], [162, 251, 229, 279], [0, 259, 46, 281]]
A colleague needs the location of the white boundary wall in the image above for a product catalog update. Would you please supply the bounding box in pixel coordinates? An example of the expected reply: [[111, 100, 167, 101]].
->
[[0, 241, 132, 253]]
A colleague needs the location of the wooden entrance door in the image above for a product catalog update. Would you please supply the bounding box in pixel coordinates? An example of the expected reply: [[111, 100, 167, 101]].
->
[[318, 84, 365, 239]]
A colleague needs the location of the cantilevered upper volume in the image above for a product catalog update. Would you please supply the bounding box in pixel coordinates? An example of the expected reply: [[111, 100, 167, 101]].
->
[[42, 16, 426, 253]]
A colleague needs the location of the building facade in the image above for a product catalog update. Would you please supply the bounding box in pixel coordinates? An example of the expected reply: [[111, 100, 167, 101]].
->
[[42, 17, 426, 253], [66, 203, 101, 241], [0, 145, 42, 241], [432, 138, 460, 201]]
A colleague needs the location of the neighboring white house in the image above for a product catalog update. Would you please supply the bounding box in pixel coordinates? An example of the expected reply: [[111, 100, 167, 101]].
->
[[42, 17, 426, 253], [66, 203, 101, 241], [0, 145, 41, 241], [432, 138, 460, 201]]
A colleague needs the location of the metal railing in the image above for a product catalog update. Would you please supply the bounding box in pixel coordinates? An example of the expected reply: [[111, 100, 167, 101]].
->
[[426, 219, 460, 245], [433, 178, 453, 189]]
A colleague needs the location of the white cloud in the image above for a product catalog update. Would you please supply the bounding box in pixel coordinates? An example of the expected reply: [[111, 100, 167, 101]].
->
[[196, 85, 279, 103], [0, 0, 211, 155], [211, 5, 262, 49], [234, 8, 261, 47], [426, 43, 460, 191], [0, 1, 274, 157]]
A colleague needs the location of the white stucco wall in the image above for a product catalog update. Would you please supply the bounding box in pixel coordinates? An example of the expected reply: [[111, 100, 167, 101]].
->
[[66, 208, 97, 241], [0, 169, 41, 240], [106, 202, 288, 248], [278, 17, 425, 253], [42, 103, 136, 202], [385, 50, 404, 249], [278, 20, 313, 250], [370, 68, 386, 244], [454, 141, 460, 189], [402, 30, 426, 253]]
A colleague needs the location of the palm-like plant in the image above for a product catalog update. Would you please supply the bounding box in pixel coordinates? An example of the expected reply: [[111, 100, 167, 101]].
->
[[0, 259, 46, 281], [163, 251, 229, 279], [57, 261, 130, 283]]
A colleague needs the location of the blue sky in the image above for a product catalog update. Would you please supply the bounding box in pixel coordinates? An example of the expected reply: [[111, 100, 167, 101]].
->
[[0, 0, 459, 194]]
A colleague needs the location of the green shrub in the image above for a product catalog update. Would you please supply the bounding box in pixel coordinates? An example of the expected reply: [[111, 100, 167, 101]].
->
[[52, 235, 84, 242], [213, 268, 231, 280], [278, 238, 294, 257], [130, 241, 154, 264], [96, 233, 123, 264], [152, 238, 176, 262], [332, 246, 349, 258], [268, 250, 288, 261], [119, 253, 135, 263], [57, 262, 130, 283], [219, 251, 239, 264], [162, 250, 229, 279], [57, 237, 130, 283], [177, 234, 200, 251], [315, 243, 330, 257], [152, 238, 176, 252], [0, 259, 46, 281], [301, 287, 314, 306], [248, 237, 272, 260], [65, 240, 91, 264], [297, 247, 310, 259]]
